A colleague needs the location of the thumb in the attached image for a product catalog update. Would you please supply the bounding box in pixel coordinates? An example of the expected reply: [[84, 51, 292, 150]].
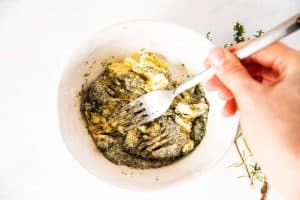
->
[[207, 47, 259, 99]]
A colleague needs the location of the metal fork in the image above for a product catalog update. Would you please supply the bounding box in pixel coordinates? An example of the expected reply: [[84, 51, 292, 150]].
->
[[114, 13, 300, 130]]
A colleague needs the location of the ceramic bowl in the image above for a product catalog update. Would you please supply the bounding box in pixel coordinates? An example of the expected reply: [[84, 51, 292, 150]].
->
[[58, 21, 238, 190]]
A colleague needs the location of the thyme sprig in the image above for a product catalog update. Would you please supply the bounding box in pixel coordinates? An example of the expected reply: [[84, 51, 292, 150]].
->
[[234, 125, 266, 185], [234, 127, 268, 199], [230, 22, 266, 183], [231, 23, 268, 199]]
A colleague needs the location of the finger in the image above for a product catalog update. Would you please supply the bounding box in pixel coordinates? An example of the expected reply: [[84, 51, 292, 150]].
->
[[204, 76, 234, 100], [232, 42, 298, 74], [261, 68, 280, 85], [244, 63, 281, 84], [218, 88, 234, 100], [230, 41, 299, 71], [261, 67, 279, 80], [204, 75, 224, 90], [249, 43, 294, 73], [223, 98, 237, 116], [207, 47, 260, 101]]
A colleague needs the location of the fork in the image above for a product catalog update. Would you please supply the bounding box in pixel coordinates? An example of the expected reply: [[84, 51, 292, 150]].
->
[[114, 13, 300, 130]]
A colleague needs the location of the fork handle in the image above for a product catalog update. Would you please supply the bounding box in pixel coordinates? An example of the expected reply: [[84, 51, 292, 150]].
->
[[173, 13, 300, 96]]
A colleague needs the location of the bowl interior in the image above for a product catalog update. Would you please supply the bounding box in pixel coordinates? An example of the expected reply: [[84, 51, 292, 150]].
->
[[58, 21, 238, 190]]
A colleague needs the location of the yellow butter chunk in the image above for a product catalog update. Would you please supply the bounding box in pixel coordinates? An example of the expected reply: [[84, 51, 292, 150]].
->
[[147, 122, 160, 137], [175, 115, 192, 132], [175, 103, 209, 118], [146, 73, 169, 91], [124, 57, 139, 68], [137, 125, 147, 133], [90, 113, 112, 133], [131, 64, 155, 80], [126, 51, 168, 80], [125, 129, 139, 148], [175, 103, 194, 116], [141, 52, 168, 72], [107, 62, 132, 76], [125, 51, 170, 91]]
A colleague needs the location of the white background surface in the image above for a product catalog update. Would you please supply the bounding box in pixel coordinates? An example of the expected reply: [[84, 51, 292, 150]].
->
[[0, 0, 299, 199]]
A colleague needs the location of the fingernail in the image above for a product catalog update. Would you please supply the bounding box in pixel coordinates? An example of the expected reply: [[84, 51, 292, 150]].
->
[[209, 48, 226, 67]]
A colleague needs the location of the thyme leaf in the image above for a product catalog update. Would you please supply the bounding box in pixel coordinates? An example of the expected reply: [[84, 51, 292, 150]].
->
[[206, 31, 212, 41], [233, 22, 246, 43], [254, 29, 264, 38]]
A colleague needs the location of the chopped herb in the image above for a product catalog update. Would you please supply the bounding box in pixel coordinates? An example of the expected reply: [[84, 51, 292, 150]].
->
[[206, 31, 212, 41], [254, 29, 264, 38], [224, 43, 233, 48], [233, 22, 246, 43]]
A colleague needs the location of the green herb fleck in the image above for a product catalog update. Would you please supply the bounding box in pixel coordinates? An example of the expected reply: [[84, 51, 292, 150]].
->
[[206, 32, 212, 41], [254, 29, 264, 38], [233, 22, 246, 43]]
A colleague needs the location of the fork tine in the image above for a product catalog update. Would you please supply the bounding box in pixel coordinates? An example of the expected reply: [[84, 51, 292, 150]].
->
[[116, 112, 135, 124], [128, 102, 144, 114], [112, 102, 134, 116], [124, 115, 150, 131], [131, 111, 148, 123], [114, 100, 141, 114], [112, 101, 144, 120], [117, 110, 147, 127]]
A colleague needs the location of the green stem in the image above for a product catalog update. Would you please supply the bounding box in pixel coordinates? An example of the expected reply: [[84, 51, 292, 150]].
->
[[234, 139, 253, 185], [242, 137, 253, 156]]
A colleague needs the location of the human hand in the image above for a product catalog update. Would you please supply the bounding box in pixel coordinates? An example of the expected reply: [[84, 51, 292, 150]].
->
[[205, 42, 300, 199]]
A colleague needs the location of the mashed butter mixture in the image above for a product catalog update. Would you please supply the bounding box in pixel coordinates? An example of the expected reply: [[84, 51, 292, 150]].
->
[[80, 51, 209, 169]]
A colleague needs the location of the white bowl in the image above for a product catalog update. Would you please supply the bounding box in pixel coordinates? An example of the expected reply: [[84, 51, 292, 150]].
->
[[58, 21, 238, 190]]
